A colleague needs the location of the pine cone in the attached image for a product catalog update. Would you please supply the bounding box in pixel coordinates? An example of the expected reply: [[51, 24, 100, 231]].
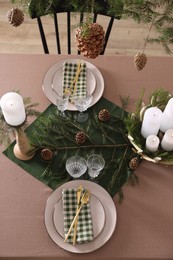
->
[[75, 23, 105, 59], [41, 148, 53, 161], [6, 8, 24, 27], [75, 131, 86, 144], [98, 109, 110, 122], [129, 157, 139, 170], [134, 52, 147, 71]]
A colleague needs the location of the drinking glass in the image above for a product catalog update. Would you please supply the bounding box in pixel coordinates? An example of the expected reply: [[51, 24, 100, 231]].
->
[[87, 154, 105, 179], [66, 156, 87, 179], [74, 94, 93, 122], [56, 94, 69, 117]]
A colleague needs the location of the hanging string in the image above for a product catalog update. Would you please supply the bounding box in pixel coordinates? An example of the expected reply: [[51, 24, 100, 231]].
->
[[142, 18, 155, 53], [86, 0, 95, 23]]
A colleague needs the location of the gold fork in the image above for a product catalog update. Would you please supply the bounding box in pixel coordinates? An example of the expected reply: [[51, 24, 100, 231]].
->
[[73, 185, 83, 245], [64, 189, 90, 243]]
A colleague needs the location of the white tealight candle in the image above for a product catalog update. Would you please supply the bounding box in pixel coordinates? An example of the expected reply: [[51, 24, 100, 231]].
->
[[0, 92, 26, 126], [141, 107, 162, 138], [160, 98, 173, 132], [146, 135, 160, 152], [161, 129, 173, 151]]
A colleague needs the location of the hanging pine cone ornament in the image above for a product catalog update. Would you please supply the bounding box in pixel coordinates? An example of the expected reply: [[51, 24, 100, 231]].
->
[[6, 7, 24, 27], [41, 148, 53, 161], [75, 131, 86, 144], [75, 23, 105, 59], [134, 52, 147, 71], [129, 157, 140, 170], [98, 109, 110, 122]]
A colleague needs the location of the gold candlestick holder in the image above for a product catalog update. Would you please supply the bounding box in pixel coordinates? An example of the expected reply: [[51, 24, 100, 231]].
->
[[13, 126, 36, 161]]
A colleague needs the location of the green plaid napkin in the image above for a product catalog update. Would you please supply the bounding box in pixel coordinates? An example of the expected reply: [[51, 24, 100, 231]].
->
[[62, 188, 94, 244], [62, 62, 87, 100]]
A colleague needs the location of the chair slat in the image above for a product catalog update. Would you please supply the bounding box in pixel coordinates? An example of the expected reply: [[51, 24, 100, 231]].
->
[[67, 12, 71, 54], [54, 13, 61, 54], [77, 12, 84, 54], [101, 17, 115, 55], [37, 17, 49, 54]]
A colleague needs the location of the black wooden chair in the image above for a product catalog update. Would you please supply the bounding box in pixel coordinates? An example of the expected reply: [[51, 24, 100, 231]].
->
[[29, 1, 122, 55]]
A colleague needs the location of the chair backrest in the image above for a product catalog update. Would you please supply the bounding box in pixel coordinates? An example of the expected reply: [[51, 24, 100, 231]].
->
[[35, 12, 115, 55], [29, 1, 122, 55]]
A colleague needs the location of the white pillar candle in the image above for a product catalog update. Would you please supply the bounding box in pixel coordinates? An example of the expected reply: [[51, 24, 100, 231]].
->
[[160, 98, 173, 132], [0, 92, 26, 126], [145, 135, 160, 152], [161, 128, 173, 151], [141, 107, 162, 138]]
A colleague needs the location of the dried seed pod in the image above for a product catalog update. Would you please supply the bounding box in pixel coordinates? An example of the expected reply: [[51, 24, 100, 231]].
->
[[75, 131, 86, 144], [129, 157, 140, 170], [98, 109, 110, 122], [134, 52, 147, 71], [75, 23, 105, 59], [6, 8, 24, 27], [41, 148, 53, 161]]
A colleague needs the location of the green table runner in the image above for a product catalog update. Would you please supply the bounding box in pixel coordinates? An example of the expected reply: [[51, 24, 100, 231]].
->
[[3, 97, 138, 198]]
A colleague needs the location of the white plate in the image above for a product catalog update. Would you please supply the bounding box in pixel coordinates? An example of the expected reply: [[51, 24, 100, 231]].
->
[[45, 180, 117, 253], [53, 194, 105, 239], [52, 63, 96, 96], [42, 59, 104, 111]]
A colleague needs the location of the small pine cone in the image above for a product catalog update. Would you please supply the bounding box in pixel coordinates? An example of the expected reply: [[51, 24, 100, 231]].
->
[[98, 109, 110, 122], [41, 148, 53, 161], [134, 52, 147, 71], [75, 131, 86, 144], [6, 8, 24, 27], [129, 157, 139, 170], [75, 23, 105, 59]]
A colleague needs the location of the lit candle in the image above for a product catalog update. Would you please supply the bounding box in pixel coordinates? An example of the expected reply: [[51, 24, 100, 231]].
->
[[161, 129, 173, 151], [0, 92, 26, 126], [141, 107, 162, 138], [160, 98, 173, 133], [145, 135, 160, 152]]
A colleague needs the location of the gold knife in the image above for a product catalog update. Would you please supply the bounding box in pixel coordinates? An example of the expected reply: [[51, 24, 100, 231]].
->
[[69, 62, 82, 95]]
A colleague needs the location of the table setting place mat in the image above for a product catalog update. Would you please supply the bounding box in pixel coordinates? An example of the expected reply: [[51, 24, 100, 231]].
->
[[62, 187, 94, 244], [62, 61, 87, 100], [3, 97, 137, 200]]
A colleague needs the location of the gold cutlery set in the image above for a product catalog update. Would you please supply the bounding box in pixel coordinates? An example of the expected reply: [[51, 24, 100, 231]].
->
[[67, 62, 84, 97], [52, 61, 85, 98], [64, 185, 90, 245]]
